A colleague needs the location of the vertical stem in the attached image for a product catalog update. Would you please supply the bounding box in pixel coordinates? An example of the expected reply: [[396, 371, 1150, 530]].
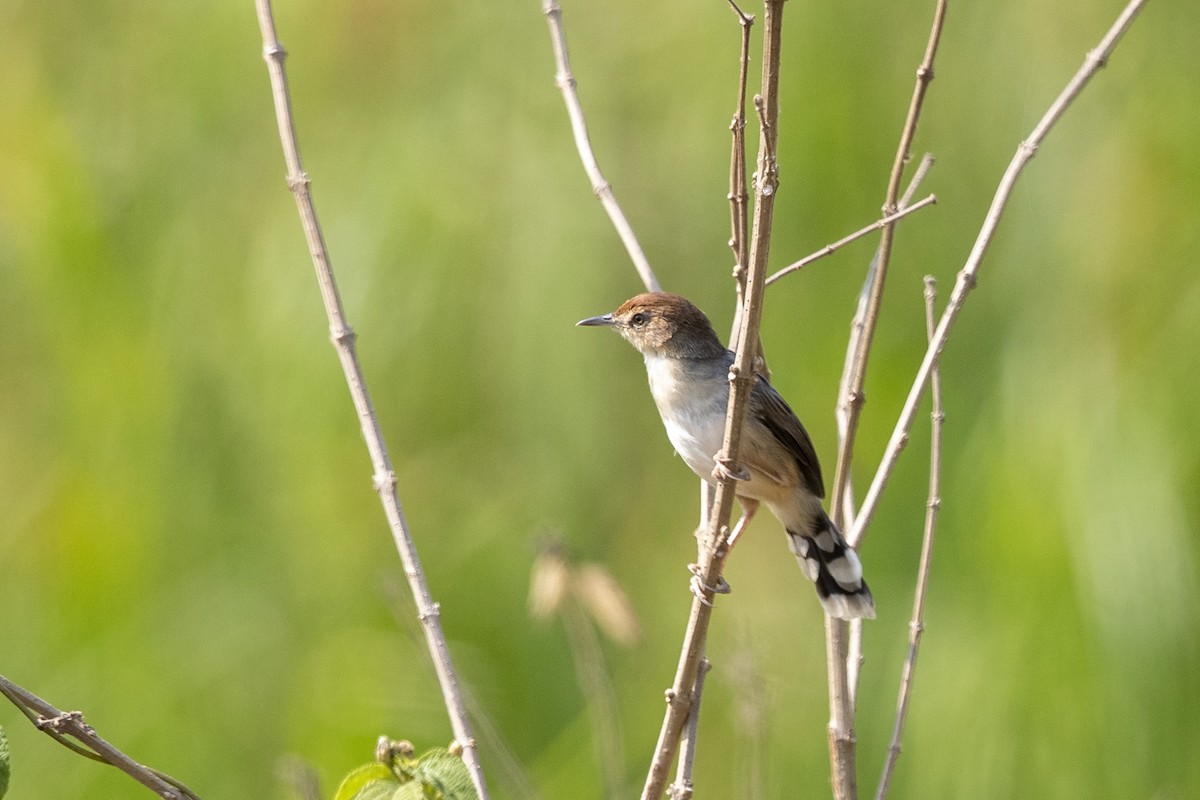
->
[[826, 5, 947, 796], [639, 3, 786, 797], [667, 658, 712, 800], [829, 0, 948, 527], [253, 5, 489, 798], [874, 277, 943, 800], [726, 1, 753, 348]]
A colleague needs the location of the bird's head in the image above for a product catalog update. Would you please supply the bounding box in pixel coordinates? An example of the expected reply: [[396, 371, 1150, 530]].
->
[[577, 291, 726, 359]]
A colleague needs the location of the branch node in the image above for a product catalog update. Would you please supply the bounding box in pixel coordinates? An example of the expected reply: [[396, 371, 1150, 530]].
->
[[667, 779, 695, 800], [373, 470, 398, 494], [286, 171, 310, 193], [36, 710, 84, 733], [726, 0, 753, 26], [418, 602, 442, 622]]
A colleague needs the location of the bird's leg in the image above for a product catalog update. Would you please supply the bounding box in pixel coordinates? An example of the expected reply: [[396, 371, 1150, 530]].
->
[[687, 498, 758, 602], [726, 498, 759, 551]]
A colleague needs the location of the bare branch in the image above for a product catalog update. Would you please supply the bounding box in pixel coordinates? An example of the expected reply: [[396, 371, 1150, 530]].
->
[[828, 0, 948, 531], [825, 1, 948, 793], [836, 153, 936, 525], [666, 658, 712, 800], [542, 0, 661, 293], [252, 4, 489, 798], [640, 4, 787, 797], [847, 0, 1151, 550], [875, 277, 944, 800], [823, 615, 858, 800], [840, 157, 936, 709], [765, 195, 937, 286], [726, 0, 754, 341], [0, 674, 201, 799]]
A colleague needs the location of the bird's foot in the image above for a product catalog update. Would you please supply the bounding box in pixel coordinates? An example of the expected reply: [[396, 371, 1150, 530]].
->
[[712, 454, 750, 483], [688, 563, 731, 604]]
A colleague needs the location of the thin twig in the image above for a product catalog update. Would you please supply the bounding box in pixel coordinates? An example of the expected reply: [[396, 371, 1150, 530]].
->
[[640, 4, 787, 797], [828, 0, 948, 529], [0, 674, 201, 799], [824, 164, 937, 800], [725, 0, 754, 350], [825, 2, 948, 792], [252, 5, 489, 798], [727, 0, 753, 292], [666, 658, 712, 800], [765, 195, 937, 286], [842, 157, 935, 708], [874, 277, 944, 800], [823, 614, 858, 800], [847, 0, 1151, 550], [836, 154, 935, 526], [542, 0, 661, 293], [841, 159, 935, 711]]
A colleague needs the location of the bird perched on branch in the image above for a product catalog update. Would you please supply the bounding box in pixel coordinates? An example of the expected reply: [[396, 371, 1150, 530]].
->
[[578, 291, 874, 620]]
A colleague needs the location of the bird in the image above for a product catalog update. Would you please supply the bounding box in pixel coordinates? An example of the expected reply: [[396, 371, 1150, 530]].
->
[[577, 291, 875, 620]]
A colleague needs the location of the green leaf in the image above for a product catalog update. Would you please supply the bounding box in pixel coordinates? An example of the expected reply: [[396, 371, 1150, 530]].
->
[[332, 763, 398, 800], [410, 749, 477, 800], [392, 782, 425, 800], [0, 725, 9, 800], [354, 782, 407, 800]]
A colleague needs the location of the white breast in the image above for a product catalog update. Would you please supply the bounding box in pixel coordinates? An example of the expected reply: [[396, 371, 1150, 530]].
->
[[644, 353, 728, 483]]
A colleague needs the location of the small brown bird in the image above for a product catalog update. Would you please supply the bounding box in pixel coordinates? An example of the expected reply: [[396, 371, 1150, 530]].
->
[[578, 291, 874, 619]]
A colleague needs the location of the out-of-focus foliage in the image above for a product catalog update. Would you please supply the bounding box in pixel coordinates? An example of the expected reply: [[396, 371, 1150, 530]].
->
[[1, 1, 1196, 798], [333, 741, 477, 800]]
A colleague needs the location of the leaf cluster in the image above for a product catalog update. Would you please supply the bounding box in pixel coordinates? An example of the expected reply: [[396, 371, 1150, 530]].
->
[[333, 741, 478, 800]]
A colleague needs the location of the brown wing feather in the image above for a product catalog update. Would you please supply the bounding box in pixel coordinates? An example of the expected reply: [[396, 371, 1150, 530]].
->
[[750, 375, 826, 498]]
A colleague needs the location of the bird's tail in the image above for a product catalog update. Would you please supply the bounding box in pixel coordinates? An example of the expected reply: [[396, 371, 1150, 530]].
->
[[786, 511, 875, 620]]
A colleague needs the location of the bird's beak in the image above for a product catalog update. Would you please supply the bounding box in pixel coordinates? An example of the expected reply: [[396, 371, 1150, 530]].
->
[[576, 313, 615, 327]]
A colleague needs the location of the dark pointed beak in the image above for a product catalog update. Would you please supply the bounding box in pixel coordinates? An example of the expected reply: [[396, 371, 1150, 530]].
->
[[576, 313, 615, 327]]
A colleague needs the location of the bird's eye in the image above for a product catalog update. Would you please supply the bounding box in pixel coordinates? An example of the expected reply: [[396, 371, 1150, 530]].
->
[[630, 312, 649, 327]]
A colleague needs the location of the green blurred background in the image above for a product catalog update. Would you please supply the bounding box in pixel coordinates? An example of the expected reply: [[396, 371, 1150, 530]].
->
[[2, 0, 1197, 797]]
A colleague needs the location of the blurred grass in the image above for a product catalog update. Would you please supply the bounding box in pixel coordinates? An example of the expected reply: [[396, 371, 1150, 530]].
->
[[1, 0, 1197, 798]]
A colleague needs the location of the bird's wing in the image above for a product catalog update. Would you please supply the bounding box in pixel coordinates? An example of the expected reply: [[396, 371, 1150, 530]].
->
[[751, 375, 826, 498]]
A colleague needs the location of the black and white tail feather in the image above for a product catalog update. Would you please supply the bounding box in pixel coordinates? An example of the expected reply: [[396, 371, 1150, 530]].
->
[[786, 510, 875, 620]]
